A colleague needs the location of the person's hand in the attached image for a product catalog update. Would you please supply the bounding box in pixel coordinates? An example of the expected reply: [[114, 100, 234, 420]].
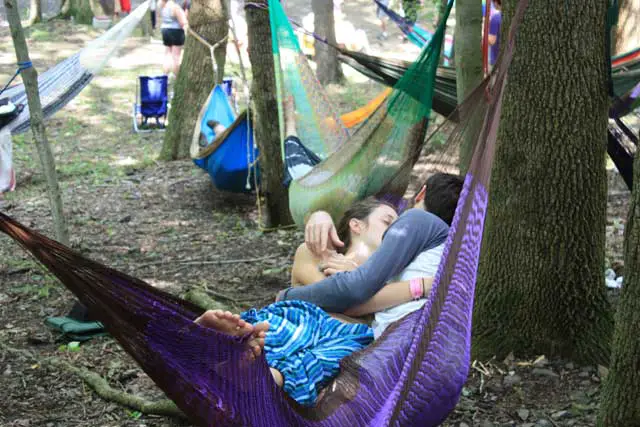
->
[[304, 211, 344, 257], [320, 253, 359, 276]]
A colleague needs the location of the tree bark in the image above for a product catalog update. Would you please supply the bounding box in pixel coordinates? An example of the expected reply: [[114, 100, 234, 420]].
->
[[598, 152, 640, 426], [246, 0, 293, 227], [4, 0, 69, 245], [159, 0, 228, 161], [613, 0, 640, 56], [62, 0, 94, 24], [27, 0, 42, 26], [472, 0, 613, 365], [312, 0, 343, 85], [454, 0, 482, 172]]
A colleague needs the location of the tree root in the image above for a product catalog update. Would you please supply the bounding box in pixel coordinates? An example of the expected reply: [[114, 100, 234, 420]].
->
[[0, 342, 186, 419]]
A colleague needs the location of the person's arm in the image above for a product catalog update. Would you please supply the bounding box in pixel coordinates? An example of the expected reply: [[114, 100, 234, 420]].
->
[[290, 243, 328, 286], [344, 277, 434, 317], [174, 4, 188, 28], [278, 209, 449, 312]]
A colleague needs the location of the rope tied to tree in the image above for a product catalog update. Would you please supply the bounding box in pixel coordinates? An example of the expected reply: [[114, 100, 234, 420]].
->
[[187, 27, 228, 80], [0, 61, 33, 97]]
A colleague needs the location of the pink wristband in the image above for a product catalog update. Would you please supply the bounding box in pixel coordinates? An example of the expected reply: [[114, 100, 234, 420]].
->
[[409, 278, 423, 300]]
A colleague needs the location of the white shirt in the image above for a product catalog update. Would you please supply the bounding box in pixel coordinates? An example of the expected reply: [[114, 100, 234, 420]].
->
[[372, 244, 444, 338]]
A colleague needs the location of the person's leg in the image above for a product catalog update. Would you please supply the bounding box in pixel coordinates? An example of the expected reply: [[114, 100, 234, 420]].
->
[[163, 46, 173, 74], [171, 46, 182, 75]]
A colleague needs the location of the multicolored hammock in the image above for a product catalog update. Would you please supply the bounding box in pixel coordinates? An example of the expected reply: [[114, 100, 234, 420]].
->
[[271, 0, 451, 224], [2, 1, 150, 135]]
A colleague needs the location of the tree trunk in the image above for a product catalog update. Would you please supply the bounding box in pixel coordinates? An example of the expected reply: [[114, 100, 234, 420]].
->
[[312, 0, 343, 85], [598, 152, 640, 426], [454, 0, 482, 172], [246, 0, 293, 227], [4, 0, 69, 245], [472, 0, 613, 365], [159, 0, 228, 161], [613, 0, 640, 56], [62, 0, 94, 24], [27, 0, 42, 25]]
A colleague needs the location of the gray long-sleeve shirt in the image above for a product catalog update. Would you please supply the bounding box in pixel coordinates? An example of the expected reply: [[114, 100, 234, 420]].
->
[[278, 209, 449, 312]]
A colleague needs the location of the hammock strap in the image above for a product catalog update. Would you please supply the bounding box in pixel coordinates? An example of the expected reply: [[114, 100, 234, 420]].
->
[[187, 27, 228, 80], [0, 61, 32, 97]]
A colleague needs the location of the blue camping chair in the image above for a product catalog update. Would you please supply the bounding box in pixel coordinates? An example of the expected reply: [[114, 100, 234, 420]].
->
[[191, 84, 259, 193], [133, 76, 169, 132]]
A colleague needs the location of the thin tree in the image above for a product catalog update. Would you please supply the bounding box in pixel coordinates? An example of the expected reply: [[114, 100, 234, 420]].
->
[[4, 0, 69, 245], [159, 0, 228, 161], [27, 0, 42, 26], [312, 0, 344, 85], [598, 151, 640, 426], [613, 0, 639, 56], [473, 0, 613, 364], [246, 0, 293, 227], [454, 0, 482, 172]]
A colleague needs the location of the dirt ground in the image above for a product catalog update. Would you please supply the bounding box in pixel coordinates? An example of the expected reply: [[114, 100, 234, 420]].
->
[[0, 2, 634, 426]]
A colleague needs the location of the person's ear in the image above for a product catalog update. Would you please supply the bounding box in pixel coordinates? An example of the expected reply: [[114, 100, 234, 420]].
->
[[415, 185, 427, 204], [349, 218, 363, 235]]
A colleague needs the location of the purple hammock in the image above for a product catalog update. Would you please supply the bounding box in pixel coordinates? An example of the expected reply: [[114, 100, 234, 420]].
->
[[0, 3, 527, 425]]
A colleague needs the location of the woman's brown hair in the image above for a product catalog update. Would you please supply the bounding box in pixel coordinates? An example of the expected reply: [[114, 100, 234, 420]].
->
[[335, 198, 396, 254]]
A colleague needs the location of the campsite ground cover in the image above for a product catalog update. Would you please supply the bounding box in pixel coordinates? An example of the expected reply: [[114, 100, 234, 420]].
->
[[0, 5, 632, 427]]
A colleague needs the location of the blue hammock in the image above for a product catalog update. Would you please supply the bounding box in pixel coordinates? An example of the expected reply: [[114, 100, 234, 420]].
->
[[374, 0, 453, 63], [191, 85, 259, 193]]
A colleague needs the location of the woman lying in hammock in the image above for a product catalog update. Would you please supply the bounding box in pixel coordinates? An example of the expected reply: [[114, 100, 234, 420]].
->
[[195, 173, 463, 406]]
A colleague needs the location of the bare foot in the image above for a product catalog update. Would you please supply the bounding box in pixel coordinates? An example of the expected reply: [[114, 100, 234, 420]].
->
[[245, 321, 269, 360], [195, 310, 254, 337]]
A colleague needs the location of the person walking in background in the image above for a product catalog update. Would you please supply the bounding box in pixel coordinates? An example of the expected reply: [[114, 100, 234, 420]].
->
[[402, 0, 421, 23], [160, 0, 188, 76], [488, 0, 502, 68], [150, 0, 157, 31], [376, 0, 390, 40]]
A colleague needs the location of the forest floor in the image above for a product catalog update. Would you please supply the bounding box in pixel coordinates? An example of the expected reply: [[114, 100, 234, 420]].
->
[[0, 3, 634, 427]]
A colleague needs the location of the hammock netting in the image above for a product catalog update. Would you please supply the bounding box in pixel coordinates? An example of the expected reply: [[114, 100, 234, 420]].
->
[[3, 1, 149, 134], [273, 0, 453, 225], [0, 2, 531, 425]]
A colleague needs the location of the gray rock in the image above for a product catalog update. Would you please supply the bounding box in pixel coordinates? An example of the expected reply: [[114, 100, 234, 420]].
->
[[531, 368, 559, 378], [503, 374, 522, 387], [551, 410, 571, 420], [565, 362, 575, 370], [459, 423, 470, 427], [535, 419, 552, 426], [517, 408, 530, 421]]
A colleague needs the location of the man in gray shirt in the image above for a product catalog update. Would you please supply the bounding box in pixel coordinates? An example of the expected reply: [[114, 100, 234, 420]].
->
[[277, 173, 464, 313]]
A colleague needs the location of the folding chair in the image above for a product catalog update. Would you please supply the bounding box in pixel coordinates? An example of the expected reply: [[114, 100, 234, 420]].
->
[[132, 76, 168, 133]]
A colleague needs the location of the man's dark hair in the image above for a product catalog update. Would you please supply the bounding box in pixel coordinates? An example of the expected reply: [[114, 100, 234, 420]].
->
[[423, 173, 464, 226]]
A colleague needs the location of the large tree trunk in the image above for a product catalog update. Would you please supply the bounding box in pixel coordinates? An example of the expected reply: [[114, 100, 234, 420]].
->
[[472, 0, 613, 365], [4, 0, 69, 245], [62, 0, 94, 24], [598, 152, 640, 425], [27, 0, 42, 25], [246, 0, 293, 227], [454, 0, 482, 172], [437, 0, 449, 66], [159, 0, 228, 161], [312, 0, 343, 85], [613, 0, 640, 56]]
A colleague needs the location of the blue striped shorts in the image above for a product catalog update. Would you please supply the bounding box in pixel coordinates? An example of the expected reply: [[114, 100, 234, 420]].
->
[[241, 300, 373, 406]]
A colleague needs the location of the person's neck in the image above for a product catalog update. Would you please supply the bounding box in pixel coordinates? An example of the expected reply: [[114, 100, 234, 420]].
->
[[345, 240, 374, 263]]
